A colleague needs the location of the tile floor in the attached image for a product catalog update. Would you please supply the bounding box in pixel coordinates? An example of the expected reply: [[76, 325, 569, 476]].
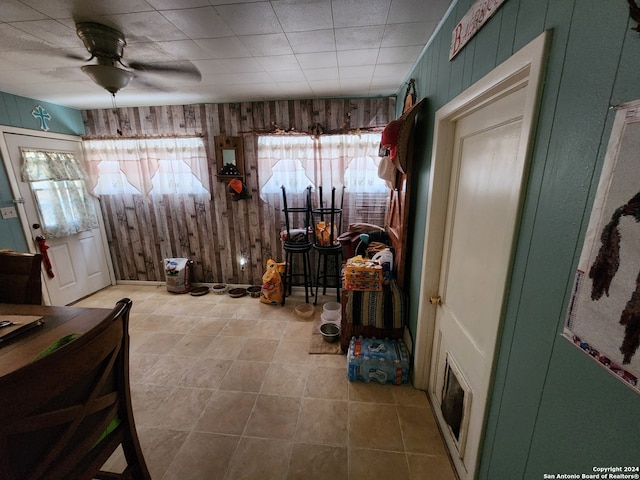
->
[[74, 283, 456, 480]]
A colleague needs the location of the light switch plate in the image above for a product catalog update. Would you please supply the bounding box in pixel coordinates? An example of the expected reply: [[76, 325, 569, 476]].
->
[[1, 206, 18, 219]]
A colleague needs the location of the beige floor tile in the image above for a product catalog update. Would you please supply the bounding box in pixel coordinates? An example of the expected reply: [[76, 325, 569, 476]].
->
[[143, 355, 195, 387], [179, 357, 233, 389], [348, 403, 404, 451], [304, 365, 349, 400], [273, 339, 313, 364], [136, 332, 184, 354], [154, 387, 213, 430], [287, 443, 348, 480], [244, 395, 301, 440], [194, 391, 257, 435], [220, 318, 258, 336], [204, 335, 248, 360], [225, 437, 292, 480], [312, 352, 347, 368], [348, 380, 397, 404], [188, 317, 230, 336], [169, 334, 214, 356], [137, 427, 189, 480], [162, 431, 239, 480], [349, 448, 410, 480], [130, 384, 172, 427], [398, 406, 448, 455], [238, 337, 279, 362], [251, 319, 288, 339], [295, 398, 348, 446], [283, 321, 314, 340], [407, 453, 457, 480], [218, 360, 270, 392], [260, 363, 310, 397], [392, 384, 431, 407]]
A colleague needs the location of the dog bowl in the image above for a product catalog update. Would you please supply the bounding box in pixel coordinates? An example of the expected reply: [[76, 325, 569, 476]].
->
[[228, 287, 247, 298], [189, 286, 210, 296], [212, 283, 227, 294], [323, 301, 341, 314], [247, 285, 262, 298], [319, 322, 340, 343], [295, 303, 314, 318]]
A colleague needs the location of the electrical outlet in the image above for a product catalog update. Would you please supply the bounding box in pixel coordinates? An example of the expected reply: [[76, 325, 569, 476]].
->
[[0, 207, 18, 219]]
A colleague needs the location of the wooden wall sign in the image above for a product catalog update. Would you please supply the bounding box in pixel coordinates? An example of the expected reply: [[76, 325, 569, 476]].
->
[[449, 0, 508, 60]]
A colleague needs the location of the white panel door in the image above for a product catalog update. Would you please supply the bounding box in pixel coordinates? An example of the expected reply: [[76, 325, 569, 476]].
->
[[428, 86, 528, 480], [4, 132, 112, 305]]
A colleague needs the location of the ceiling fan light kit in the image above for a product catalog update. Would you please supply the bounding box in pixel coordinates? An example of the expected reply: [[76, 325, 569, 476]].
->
[[74, 21, 200, 97], [81, 64, 133, 95]]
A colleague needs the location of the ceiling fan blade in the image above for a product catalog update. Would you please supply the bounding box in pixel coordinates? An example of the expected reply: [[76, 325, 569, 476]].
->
[[126, 61, 201, 81]]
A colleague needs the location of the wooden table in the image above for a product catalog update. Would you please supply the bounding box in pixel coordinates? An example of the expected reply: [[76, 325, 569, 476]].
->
[[0, 303, 111, 377]]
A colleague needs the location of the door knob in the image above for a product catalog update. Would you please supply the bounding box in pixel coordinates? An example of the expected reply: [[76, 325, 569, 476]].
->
[[429, 296, 442, 305], [32, 223, 40, 229]]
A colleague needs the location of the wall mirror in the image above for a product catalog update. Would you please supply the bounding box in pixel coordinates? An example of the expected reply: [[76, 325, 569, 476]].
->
[[215, 135, 244, 181]]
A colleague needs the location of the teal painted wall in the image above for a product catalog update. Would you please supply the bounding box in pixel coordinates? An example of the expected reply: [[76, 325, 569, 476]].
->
[[0, 92, 84, 251], [401, 0, 640, 478]]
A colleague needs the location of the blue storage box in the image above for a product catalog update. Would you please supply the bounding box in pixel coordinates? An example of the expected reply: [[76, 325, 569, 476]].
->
[[347, 337, 410, 385]]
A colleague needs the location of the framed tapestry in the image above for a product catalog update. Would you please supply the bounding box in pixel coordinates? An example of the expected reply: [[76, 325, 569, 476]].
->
[[565, 100, 640, 393]]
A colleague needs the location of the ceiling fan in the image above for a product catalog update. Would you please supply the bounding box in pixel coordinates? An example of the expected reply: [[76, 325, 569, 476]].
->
[[73, 22, 201, 96]]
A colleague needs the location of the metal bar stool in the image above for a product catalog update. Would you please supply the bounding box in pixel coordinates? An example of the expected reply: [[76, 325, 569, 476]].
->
[[280, 186, 314, 305], [312, 186, 344, 305]]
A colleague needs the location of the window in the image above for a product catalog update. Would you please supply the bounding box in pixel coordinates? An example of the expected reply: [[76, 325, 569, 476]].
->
[[82, 137, 209, 197], [258, 133, 388, 226], [20, 149, 98, 238]]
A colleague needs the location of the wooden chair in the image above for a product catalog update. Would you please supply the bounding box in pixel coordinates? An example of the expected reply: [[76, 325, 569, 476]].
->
[[0, 251, 43, 305], [0, 298, 152, 480]]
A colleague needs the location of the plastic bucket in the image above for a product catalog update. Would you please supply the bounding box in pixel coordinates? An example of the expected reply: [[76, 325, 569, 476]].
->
[[321, 310, 341, 325], [323, 301, 341, 314]]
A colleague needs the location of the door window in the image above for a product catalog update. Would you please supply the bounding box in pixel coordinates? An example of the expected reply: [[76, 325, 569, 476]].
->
[[20, 149, 98, 238]]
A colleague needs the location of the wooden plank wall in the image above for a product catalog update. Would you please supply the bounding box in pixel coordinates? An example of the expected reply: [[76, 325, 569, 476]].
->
[[81, 97, 395, 285]]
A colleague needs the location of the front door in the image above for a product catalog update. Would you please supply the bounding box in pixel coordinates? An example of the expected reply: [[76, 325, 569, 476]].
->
[[4, 132, 112, 305]]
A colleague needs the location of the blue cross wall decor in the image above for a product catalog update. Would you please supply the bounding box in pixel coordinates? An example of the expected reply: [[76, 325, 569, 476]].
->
[[32, 105, 52, 131]]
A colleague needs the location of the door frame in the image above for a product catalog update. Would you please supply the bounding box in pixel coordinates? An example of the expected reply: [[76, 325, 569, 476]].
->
[[412, 31, 550, 391], [0, 126, 116, 304]]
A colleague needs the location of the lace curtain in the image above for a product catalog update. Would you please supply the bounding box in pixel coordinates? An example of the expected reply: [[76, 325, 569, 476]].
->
[[258, 133, 388, 227], [258, 133, 385, 196], [20, 149, 99, 238], [82, 137, 209, 197]]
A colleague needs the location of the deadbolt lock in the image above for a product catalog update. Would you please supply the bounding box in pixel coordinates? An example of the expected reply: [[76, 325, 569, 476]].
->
[[429, 296, 442, 305]]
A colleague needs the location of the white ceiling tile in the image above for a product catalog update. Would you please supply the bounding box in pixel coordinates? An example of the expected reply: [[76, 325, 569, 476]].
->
[[20, 0, 154, 18], [216, 57, 264, 74], [296, 52, 338, 69], [155, 40, 215, 61], [194, 37, 252, 59], [271, 0, 333, 32], [337, 49, 379, 67], [10, 20, 78, 49], [109, 12, 188, 42], [340, 65, 376, 78], [388, 0, 450, 23], [377, 45, 424, 64], [332, 0, 391, 28], [304, 67, 339, 81], [373, 62, 412, 80], [160, 7, 234, 39], [191, 59, 226, 75], [214, 3, 282, 36], [0, 23, 52, 52], [334, 26, 385, 51], [269, 69, 306, 82], [239, 34, 293, 57], [278, 81, 314, 96], [286, 30, 335, 54], [308, 78, 341, 94], [381, 21, 437, 47], [256, 55, 301, 72], [0, 0, 48, 21], [146, 0, 210, 9]]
